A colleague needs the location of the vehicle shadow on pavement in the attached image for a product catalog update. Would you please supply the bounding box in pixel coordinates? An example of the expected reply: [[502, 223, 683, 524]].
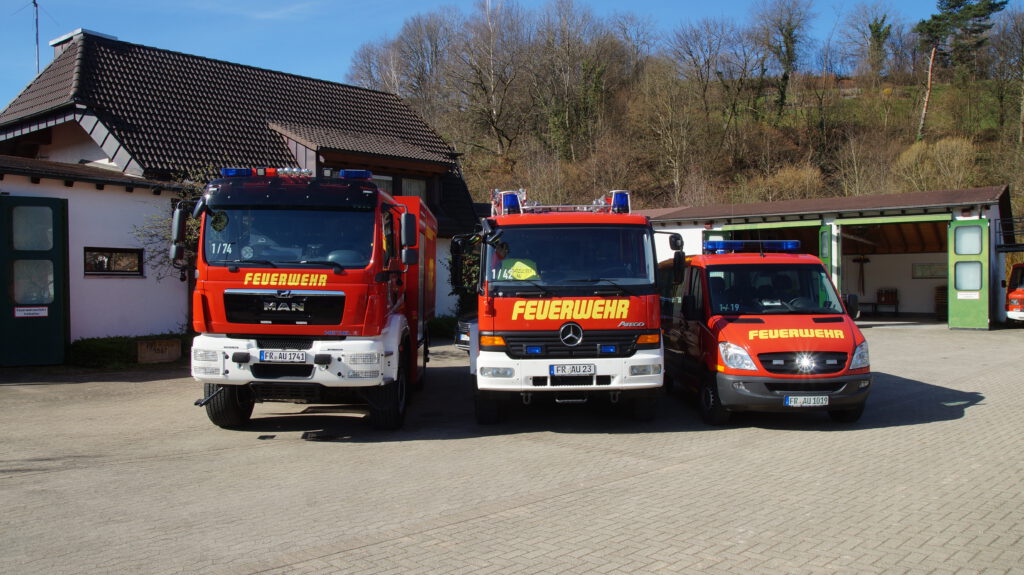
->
[[230, 364, 709, 442], [729, 371, 984, 431], [0, 362, 191, 386]]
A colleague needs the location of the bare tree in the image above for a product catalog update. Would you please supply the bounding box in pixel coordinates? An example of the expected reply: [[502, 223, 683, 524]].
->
[[669, 18, 729, 117], [754, 0, 815, 118], [450, 0, 533, 164]]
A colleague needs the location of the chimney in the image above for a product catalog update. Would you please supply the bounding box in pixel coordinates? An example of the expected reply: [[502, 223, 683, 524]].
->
[[49, 29, 118, 58]]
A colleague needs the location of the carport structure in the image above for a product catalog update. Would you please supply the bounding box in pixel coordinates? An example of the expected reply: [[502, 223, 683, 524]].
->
[[647, 186, 1013, 329]]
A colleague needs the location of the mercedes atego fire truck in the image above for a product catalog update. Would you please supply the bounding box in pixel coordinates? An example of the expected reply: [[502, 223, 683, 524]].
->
[[453, 189, 680, 423], [171, 167, 436, 430]]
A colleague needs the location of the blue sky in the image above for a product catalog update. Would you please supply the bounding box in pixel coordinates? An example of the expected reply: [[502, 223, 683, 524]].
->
[[1, 0, 948, 109]]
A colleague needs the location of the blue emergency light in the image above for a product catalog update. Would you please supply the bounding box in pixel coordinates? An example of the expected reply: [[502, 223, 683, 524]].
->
[[220, 168, 253, 177], [526, 345, 543, 355], [610, 190, 631, 213], [502, 191, 522, 215], [600, 344, 618, 354], [703, 240, 801, 253], [323, 168, 373, 180]]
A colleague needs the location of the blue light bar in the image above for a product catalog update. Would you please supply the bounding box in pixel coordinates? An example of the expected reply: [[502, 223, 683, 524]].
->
[[600, 344, 618, 354], [502, 191, 522, 215], [526, 345, 543, 354], [703, 240, 801, 253], [220, 168, 252, 177], [337, 169, 373, 180], [610, 190, 630, 213]]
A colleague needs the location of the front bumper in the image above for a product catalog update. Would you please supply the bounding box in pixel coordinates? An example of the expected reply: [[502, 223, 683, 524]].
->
[[190, 333, 394, 387], [475, 349, 663, 392], [715, 372, 871, 413], [1007, 310, 1024, 321]]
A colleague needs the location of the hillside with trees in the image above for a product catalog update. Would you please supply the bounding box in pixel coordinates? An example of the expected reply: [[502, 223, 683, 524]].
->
[[346, 0, 1022, 214]]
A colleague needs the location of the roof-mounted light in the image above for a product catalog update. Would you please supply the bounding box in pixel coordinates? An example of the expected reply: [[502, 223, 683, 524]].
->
[[501, 191, 522, 215], [322, 168, 373, 180], [219, 167, 311, 178], [703, 240, 801, 254], [610, 190, 631, 213]]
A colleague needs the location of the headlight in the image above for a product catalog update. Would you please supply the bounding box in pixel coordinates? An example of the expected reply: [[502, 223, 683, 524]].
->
[[480, 367, 515, 378], [630, 364, 662, 376], [1011, 299, 1021, 306], [193, 349, 220, 362], [850, 341, 870, 370], [719, 342, 757, 371]]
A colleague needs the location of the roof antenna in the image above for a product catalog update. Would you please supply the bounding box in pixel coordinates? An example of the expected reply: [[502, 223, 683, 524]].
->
[[33, 0, 40, 73]]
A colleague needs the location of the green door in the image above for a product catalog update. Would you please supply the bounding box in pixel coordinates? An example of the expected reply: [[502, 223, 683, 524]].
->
[[0, 196, 68, 365], [947, 219, 989, 330]]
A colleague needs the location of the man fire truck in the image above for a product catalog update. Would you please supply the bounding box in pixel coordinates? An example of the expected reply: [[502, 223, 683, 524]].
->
[[453, 189, 678, 423], [171, 167, 436, 430], [658, 240, 871, 425]]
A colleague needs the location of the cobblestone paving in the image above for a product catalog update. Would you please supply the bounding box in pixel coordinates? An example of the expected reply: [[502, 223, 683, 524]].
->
[[0, 324, 1022, 574]]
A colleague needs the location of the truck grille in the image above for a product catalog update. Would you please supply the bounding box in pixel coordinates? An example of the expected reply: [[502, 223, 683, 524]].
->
[[224, 291, 344, 325], [500, 330, 646, 359], [533, 375, 613, 386], [757, 352, 848, 375], [764, 381, 847, 393], [255, 338, 314, 350]]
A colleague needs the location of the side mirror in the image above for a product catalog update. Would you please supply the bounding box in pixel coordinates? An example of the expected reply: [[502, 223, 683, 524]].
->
[[843, 293, 860, 319], [171, 205, 188, 246], [669, 233, 683, 251], [401, 247, 418, 266], [400, 213, 417, 248]]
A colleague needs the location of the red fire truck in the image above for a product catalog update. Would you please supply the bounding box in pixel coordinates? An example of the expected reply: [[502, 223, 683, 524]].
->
[[453, 190, 678, 423], [659, 240, 871, 425], [1006, 263, 1024, 322], [171, 167, 436, 430]]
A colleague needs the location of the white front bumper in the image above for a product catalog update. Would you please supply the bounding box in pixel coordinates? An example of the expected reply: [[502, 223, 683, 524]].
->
[[475, 349, 663, 392], [190, 333, 394, 387]]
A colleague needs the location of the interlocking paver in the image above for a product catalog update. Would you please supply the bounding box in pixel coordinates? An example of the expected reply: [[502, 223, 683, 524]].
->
[[1, 325, 1023, 574]]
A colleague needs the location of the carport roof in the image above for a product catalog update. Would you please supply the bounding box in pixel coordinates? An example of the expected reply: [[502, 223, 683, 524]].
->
[[643, 186, 1010, 223]]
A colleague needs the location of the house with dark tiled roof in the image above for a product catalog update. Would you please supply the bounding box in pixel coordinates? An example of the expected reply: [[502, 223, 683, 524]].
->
[[639, 187, 1016, 329], [0, 29, 478, 365]]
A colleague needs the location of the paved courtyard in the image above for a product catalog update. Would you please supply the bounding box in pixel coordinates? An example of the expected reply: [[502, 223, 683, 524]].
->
[[1, 322, 1022, 574]]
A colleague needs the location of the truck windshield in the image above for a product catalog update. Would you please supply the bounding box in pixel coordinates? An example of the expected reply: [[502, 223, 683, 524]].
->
[[707, 263, 845, 315], [483, 225, 655, 288], [203, 208, 375, 268]]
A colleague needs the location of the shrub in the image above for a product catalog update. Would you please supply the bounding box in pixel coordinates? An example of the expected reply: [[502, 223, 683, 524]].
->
[[68, 333, 193, 368]]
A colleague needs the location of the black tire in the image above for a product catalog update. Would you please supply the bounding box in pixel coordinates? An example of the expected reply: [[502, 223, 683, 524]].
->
[[204, 383, 254, 428], [698, 374, 730, 426], [631, 393, 658, 422], [828, 403, 865, 423], [474, 386, 503, 425], [368, 343, 408, 430]]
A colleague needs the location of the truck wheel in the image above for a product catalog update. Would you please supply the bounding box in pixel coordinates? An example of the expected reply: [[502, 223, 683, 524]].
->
[[698, 375, 730, 426], [631, 393, 658, 422], [828, 404, 865, 423], [474, 387, 503, 425], [368, 347, 408, 430], [204, 383, 254, 428]]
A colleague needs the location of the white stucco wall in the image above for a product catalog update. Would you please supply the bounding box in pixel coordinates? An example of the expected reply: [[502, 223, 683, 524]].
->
[[2, 173, 188, 340], [839, 253, 947, 315], [36, 123, 118, 169], [435, 236, 460, 317]]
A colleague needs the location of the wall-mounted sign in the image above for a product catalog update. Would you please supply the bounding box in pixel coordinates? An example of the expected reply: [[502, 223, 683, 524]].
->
[[912, 262, 948, 279], [14, 306, 49, 318]]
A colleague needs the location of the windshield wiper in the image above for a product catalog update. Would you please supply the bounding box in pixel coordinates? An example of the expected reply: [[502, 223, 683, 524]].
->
[[508, 278, 553, 297], [226, 259, 278, 268], [280, 260, 350, 273], [568, 278, 636, 296]]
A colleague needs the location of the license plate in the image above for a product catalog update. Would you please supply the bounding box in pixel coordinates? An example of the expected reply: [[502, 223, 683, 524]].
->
[[259, 350, 306, 363], [785, 395, 829, 407], [550, 363, 596, 376]]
